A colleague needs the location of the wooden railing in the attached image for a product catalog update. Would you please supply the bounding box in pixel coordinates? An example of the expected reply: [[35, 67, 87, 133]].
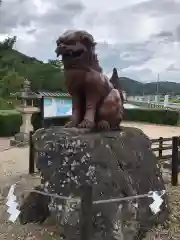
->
[[151, 136, 179, 186], [151, 137, 172, 160]]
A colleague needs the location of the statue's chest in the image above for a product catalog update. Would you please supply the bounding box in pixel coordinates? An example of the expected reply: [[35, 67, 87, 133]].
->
[[65, 71, 87, 92]]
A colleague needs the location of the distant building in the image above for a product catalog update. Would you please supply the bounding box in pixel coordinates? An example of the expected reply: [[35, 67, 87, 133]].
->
[[122, 91, 127, 102]]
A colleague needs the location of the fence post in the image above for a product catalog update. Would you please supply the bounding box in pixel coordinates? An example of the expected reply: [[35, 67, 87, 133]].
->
[[171, 136, 179, 186], [29, 131, 35, 174], [159, 137, 163, 158], [80, 184, 93, 240]]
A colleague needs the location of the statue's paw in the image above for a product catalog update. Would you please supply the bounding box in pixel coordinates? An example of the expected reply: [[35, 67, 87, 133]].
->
[[78, 119, 94, 129], [97, 120, 110, 131], [64, 121, 77, 128]]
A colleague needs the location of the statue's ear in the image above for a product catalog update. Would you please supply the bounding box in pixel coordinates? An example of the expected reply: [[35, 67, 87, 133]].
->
[[56, 36, 64, 46], [81, 34, 96, 49]]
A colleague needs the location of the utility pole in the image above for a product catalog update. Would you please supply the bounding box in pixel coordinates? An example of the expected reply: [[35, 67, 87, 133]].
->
[[156, 73, 159, 95], [156, 73, 160, 103]]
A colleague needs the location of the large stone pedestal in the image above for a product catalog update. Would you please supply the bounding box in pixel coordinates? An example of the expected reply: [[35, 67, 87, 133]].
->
[[19, 127, 169, 239], [10, 107, 39, 146]]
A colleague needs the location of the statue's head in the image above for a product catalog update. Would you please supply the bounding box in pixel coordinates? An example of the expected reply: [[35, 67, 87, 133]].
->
[[55, 30, 96, 62]]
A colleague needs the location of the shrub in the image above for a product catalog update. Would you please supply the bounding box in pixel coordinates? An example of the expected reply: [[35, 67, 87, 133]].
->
[[31, 113, 70, 130], [0, 98, 14, 110], [0, 110, 22, 137], [124, 108, 179, 125], [170, 99, 180, 103], [0, 108, 178, 137]]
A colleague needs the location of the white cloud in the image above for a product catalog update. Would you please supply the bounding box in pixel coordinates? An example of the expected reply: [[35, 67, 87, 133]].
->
[[0, 0, 180, 82], [122, 40, 180, 81]]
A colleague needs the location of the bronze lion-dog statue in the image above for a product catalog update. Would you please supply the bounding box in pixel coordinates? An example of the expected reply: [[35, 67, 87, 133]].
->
[[55, 30, 124, 130]]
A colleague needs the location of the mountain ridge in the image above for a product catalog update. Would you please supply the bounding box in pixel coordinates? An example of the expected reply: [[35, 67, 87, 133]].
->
[[119, 77, 180, 95], [1, 37, 180, 96]]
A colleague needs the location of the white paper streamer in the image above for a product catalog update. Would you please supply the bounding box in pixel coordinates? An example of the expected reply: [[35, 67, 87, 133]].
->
[[5, 184, 166, 223], [148, 190, 165, 214], [6, 184, 20, 222]]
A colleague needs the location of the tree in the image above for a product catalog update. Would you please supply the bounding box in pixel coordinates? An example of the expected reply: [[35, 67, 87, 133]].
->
[[24, 62, 66, 92], [1, 70, 24, 98], [1, 36, 17, 49], [48, 59, 64, 71]]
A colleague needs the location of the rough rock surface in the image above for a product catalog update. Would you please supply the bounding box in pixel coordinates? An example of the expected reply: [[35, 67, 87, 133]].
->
[[20, 126, 169, 240]]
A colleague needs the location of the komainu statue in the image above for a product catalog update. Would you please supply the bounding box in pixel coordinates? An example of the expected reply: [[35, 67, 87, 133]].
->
[[19, 30, 169, 240], [55, 30, 124, 130]]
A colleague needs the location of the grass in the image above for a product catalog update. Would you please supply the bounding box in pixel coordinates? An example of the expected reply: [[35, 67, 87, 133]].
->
[[169, 98, 180, 103], [0, 109, 19, 115]]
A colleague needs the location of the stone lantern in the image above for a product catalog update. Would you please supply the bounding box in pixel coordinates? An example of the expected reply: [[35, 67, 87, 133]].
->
[[10, 79, 40, 145]]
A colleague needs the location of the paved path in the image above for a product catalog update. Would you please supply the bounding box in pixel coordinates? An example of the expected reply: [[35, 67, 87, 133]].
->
[[122, 121, 180, 139], [0, 138, 11, 151]]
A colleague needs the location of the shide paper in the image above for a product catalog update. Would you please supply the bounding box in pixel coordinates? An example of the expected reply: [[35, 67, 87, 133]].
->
[[6, 184, 20, 222]]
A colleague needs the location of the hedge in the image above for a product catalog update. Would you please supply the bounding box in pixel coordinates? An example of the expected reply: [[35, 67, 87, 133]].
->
[[0, 108, 179, 137], [0, 110, 22, 137], [0, 98, 14, 110], [124, 108, 179, 125]]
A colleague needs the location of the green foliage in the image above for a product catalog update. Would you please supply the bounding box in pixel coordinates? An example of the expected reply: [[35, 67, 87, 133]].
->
[[1, 70, 24, 98], [0, 98, 14, 109], [31, 113, 70, 131], [0, 36, 17, 50], [0, 35, 180, 136], [0, 108, 179, 137], [0, 37, 66, 97], [124, 108, 179, 125], [0, 111, 22, 137], [24, 62, 66, 91], [0, 110, 70, 136], [48, 59, 64, 70], [1, 36, 180, 99], [169, 98, 180, 103]]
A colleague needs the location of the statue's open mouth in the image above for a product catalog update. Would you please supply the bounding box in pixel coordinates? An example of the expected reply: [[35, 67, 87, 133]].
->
[[63, 49, 84, 59], [56, 43, 85, 60]]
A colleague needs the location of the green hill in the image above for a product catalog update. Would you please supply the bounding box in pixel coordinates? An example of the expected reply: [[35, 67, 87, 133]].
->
[[0, 37, 66, 98], [119, 77, 180, 96], [1, 36, 180, 99]]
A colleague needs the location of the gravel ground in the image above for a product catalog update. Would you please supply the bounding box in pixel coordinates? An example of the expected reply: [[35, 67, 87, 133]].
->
[[0, 168, 179, 239], [0, 145, 61, 240], [144, 172, 180, 239], [0, 174, 61, 240]]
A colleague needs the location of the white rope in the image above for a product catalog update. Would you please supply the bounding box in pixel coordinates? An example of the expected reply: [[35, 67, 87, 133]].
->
[[25, 189, 80, 202], [93, 193, 151, 204], [24, 189, 165, 205], [6, 184, 166, 222]]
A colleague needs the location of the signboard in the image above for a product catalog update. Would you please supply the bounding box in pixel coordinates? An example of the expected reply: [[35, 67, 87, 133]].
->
[[43, 97, 72, 118], [43, 96, 140, 119]]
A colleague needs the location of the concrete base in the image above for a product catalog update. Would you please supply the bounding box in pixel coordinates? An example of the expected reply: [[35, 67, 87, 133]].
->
[[10, 132, 29, 147], [10, 107, 39, 147]]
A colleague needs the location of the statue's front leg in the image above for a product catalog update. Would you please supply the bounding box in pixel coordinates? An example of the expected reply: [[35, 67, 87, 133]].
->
[[78, 91, 99, 129], [64, 95, 81, 128]]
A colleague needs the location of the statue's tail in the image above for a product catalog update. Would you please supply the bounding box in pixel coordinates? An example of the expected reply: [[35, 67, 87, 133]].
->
[[110, 68, 124, 103]]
